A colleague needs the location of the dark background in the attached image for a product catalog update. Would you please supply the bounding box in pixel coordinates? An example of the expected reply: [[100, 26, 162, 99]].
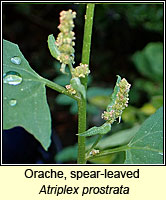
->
[[2, 3, 163, 164]]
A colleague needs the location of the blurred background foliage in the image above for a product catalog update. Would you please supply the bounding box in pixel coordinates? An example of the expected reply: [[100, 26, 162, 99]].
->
[[3, 3, 163, 164]]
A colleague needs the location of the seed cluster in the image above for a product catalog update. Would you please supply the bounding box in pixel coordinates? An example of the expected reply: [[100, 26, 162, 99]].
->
[[72, 63, 90, 78], [89, 149, 100, 156], [101, 78, 131, 124], [65, 84, 76, 95], [55, 10, 76, 65]]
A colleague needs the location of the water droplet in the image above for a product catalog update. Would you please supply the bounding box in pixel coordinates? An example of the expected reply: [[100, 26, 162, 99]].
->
[[21, 88, 24, 91], [159, 152, 163, 156], [11, 56, 21, 65], [9, 99, 17, 106], [3, 71, 23, 86]]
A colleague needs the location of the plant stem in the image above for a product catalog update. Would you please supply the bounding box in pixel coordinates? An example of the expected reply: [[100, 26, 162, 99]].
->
[[86, 135, 103, 156], [77, 99, 87, 163], [77, 3, 95, 164], [86, 145, 128, 161], [81, 3, 95, 87], [86, 144, 163, 161], [68, 62, 74, 74], [41, 77, 80, 101]]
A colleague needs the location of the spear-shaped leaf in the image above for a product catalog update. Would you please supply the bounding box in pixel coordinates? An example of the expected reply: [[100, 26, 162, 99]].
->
[[79, 123, 111, 137]]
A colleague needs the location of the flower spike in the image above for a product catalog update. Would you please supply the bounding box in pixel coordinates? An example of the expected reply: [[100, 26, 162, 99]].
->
[[101, 76, 131, 124]]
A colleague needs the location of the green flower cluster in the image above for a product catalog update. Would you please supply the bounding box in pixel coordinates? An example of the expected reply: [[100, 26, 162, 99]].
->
[[72, 63, 90, 78], [55, 9, 76, 65], [101, 78, 131, 124]]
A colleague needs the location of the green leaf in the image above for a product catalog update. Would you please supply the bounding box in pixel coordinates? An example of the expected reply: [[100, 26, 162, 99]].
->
[[144, 42, 163, 79], [55, 145, 78, 163], [56, 94, 75, 105], [3, 39, 51, 150], [89, 152, 125, 164], [111, 152, 126, 164], [125, 107, 163, 164], [132, 42, 163, 81], [47, 34, 60, 60], [53, 74, 71, 86], [87, 87, 113, 98], [122, 106, 138, 124], [151, 96, 163, 109], [70, 101, 78, 114], [79, 123, 111, 137], [70, 77, 86, 99], [86, 104, 100, 115], [87, 86, 113, 110], [134, 78, 163, 97], [107, 75, 121, 112], [97, 125, 140, 149], [88, 96, 110, 109], [89, 153, 118, 164]]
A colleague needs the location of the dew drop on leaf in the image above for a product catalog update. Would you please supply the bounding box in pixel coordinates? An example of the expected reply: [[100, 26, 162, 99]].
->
[[159, 152, 163, 156], [11, 56, 21, 65], [9, 99, 17, 106], [3, 71, 23, 86]]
